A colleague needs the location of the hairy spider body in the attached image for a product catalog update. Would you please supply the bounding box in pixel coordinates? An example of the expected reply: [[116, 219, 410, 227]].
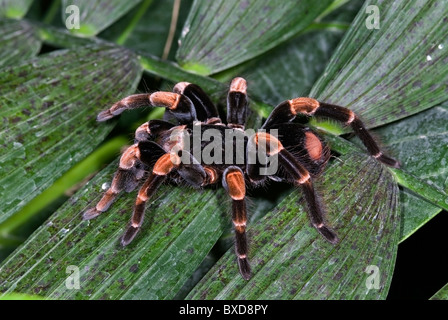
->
[[83, 77, 399, 280]]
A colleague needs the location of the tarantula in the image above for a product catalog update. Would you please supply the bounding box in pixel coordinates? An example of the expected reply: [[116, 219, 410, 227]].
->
[[83, 77, 399, 280]]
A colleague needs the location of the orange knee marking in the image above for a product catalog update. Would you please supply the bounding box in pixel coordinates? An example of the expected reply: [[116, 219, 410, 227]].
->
[[137, 191, 148, 202], [234, 224, 246, 233], [346, 111, 356, 124], [135, 122, 150, 137], [230, 77, 247, 94], [96, 190, 116, 211], [233, 219, 247, 228], [153, 153, 180, 176], [289, 98, 320, 115], [173, 82, 190, 94], [204, 166, 218, 185], [305, 131, 323, 161], [119, 144, 140, 169], [225, 171, 246, 200], [150, 92, 180, 110], [255, 132, 284, 155], [297, 171, 311, 184]]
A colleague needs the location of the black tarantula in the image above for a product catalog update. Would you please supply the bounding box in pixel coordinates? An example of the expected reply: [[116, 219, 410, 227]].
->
[[83, 77, 399, 280]]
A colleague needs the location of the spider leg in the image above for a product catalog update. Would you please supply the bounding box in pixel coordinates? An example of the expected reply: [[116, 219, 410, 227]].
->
[[173, 82, 221, 124], [176, 150, 207, 186], [262, 98, 399, 168], [222, 166, 251, 280], [246, 135, 267, 185], [202, 166, 220, 185], [82, 141, 165, 220], [227, 77, 248, 129], [96, 92, 197, 124], [83, 144, 144, 220], [278, 148, 338, 243], [121, 152, 181, 245], [267, 122, 331, 177], [251, 132, 338, 244], [134, 119, 175, 143]]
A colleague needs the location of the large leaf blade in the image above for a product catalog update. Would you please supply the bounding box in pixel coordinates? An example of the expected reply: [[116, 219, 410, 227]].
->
[[310, 0, 448, 128], [0, 18, 42, 67], [0, 0, 33, 19], [233, 0, 364, 106], [176, 0, 333, 75], [230, 0, 448, 247], [237, 29, 347, 107], [188, 152, 400, 300], [431, 283, 448, 300], [0, 159, 228, 300], [60, 0, 142, 36], [0, 44, 142, 224], [100, 0, 192, 60], [372, 102, 448, 240]]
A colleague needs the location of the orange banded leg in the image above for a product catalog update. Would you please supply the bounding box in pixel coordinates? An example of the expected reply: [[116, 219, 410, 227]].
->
[[176, 151, 207, 186], [246, 131, 284, 184], [173, 81, 220, 122], [222, 166, 251, 280], [227, 77, 248, 129], [250, 132, 338, 244], [278, 148, 339, 244], [202, 166, 219, 186], [96, 92, 197, 124], [262, 97, 399, 168], [134, 119, 175, 142], [121, 152, 181, 245], [83, 144, 143, 220]]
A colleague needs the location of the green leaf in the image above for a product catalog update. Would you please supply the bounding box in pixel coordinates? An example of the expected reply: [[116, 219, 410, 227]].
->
[[0, 292, 44, 300], [60, 0, 143, 36], [100, 0, 192, 59], [0, 0, 33, 19], [176, 0, 333, 75], [36, 22, 108, 49], [138, 53, 227, 98], [35, 21, 268, 125], [372, 102, 448, 240], [0, 18, 42, 67], [319, 0, 365, 23], [238, 0, 364, 105], [0, 135, 128, 255], [188, 152, 400, 299], [431, 283, 448, 300], [0, 44, 142, 225], [243, 29, 346, 106], [399, 191, 440, 242], [310, 0, 448, 129], [0, 160, 228, 300], [325, 133, 448, 223]]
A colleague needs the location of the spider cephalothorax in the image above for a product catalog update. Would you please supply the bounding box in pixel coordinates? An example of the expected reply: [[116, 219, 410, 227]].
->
[[83, 77, 399, 280]]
